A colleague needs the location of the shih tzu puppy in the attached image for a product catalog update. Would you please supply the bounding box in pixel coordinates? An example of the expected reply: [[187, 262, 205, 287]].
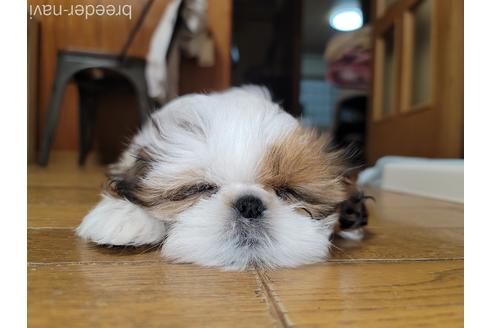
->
[[76, 86, 368, 270]]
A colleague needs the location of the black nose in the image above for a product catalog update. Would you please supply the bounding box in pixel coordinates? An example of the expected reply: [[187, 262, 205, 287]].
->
[[234, 195, 265, 219]]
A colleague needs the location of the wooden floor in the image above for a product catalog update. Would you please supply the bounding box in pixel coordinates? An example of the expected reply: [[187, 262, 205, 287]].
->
[[28, 152, 464, 327]]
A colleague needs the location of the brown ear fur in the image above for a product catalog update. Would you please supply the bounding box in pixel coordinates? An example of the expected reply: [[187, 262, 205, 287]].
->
[[257, 127, 347, 218]]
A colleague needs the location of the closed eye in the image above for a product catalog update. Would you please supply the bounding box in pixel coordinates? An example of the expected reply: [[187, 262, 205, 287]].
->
[[274, 186, 298, 200], [168, 183, 218, 201], [275, 186, 336, 220], [274, 186, 322, 204]]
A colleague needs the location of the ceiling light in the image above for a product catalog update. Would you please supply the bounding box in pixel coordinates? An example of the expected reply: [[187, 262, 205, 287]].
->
[[329, 3, 363, 32]]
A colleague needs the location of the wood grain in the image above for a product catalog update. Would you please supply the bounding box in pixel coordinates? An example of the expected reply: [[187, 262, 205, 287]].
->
[[28, 263, 276, 328], [260, 261, 463, 327], [28, 187, 100, 228], [28, 152, 464, 327], [28, 229, 163, 264], [28, 152, 106, 188], [331, 226, 463, 261]]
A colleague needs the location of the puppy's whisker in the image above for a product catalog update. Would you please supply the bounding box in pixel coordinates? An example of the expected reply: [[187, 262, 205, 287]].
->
[[137, 241, 163, 255]]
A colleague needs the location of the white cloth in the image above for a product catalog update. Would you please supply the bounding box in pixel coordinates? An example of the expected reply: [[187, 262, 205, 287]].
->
[[145, 0, 183, 103], [145, 0, 214, 104], [357, 156, 464, 203]]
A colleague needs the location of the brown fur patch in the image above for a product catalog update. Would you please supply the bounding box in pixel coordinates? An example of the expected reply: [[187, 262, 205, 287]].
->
[[257, 127, 347, 218]]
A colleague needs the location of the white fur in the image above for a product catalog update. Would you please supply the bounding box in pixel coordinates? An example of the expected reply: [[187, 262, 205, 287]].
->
[[163, 184, 336, 270], [76, 195, 166, 246], [337, 228, 364, 241], [76, 86, 339, 270]]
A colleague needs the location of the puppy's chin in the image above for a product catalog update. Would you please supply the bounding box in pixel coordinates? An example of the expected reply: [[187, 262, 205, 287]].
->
[[161, 185, 336, 271]]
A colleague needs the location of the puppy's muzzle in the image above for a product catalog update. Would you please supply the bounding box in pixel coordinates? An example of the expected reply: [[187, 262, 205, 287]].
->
[[234, 195, 265, 219]]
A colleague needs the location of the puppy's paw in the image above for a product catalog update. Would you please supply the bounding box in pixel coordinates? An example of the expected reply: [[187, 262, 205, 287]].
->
[[76, 195, 166, 246]]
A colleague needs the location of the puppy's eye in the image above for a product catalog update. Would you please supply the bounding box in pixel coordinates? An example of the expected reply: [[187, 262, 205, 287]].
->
[[182, 183, 218, 196], [169, 183, 218, 201], [274, 186, 298, 200], [274, 186, 322, 206]]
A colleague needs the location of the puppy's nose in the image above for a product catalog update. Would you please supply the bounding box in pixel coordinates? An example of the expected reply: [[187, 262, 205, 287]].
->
[[234, 195, 265, 219]]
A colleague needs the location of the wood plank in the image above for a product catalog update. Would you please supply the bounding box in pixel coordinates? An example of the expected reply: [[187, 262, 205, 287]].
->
[[27, 170, 105, 189], [28, 225, 463, 265], [28, 152, 106, 188], [331, 226, 462, 261], [28, 186, 100, 228], [28, 263, 277, 328], [260, 261, 463, 327], [28, 229, 162, 264]]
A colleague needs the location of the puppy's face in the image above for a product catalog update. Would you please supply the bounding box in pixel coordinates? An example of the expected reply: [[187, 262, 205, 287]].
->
[[107, 87, 347, 270]]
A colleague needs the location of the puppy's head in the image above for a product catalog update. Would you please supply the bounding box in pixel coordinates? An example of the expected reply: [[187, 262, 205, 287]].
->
[[107, 87, 348, 270]]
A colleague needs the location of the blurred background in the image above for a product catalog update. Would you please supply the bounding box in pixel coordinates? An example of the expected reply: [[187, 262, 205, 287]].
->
[[27, 0, 463, 173]]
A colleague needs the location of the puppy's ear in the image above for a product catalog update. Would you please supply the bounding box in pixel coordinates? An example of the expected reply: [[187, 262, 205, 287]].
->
[[104, 148, 154, 206]]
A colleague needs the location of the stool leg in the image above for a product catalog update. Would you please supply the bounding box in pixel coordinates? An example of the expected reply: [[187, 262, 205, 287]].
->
[[124, 68, 153, 124], [135, 83, 152, 124], [77, 83, 97, 166], [37, 65, 74, 166]]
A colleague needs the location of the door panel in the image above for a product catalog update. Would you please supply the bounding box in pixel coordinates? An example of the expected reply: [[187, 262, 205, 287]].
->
[[367, 0, 463, 163]]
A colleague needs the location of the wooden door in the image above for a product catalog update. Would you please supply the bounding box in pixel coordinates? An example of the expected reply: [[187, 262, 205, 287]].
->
[[367, 0, 463, 164]]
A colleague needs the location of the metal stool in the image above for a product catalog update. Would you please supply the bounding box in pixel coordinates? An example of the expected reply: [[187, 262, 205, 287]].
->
[[37, 0, 163, 166], [37, 51, 153, 166]]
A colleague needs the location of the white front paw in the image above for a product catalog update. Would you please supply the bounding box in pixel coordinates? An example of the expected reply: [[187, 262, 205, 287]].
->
[[76, 195, 166, 246]]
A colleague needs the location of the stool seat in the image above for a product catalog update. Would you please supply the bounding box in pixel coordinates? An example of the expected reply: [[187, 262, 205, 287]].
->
[[38, 50, 153, 166]]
